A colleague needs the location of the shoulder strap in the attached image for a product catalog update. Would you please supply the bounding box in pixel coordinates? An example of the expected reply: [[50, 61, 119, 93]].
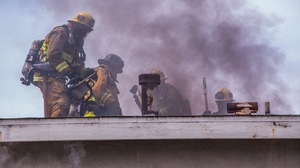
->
[[51, 24, 69, 34], [61, 24, 70, 34]]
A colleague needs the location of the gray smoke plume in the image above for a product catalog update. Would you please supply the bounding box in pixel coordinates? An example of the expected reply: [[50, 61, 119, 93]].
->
[[36, 0, 292, 115], [0, 145, 11, 167], [0, 142, 86, 168], [64, 142, 86, 168]]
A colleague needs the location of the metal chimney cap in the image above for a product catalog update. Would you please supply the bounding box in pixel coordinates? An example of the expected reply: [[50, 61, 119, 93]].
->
[[139, 74, 161, 85]]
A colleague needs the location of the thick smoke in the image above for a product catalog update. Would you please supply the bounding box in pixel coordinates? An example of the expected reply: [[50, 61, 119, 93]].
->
[[38, 0, 291, 115], [64, 142, 86, 168], [0, 143, 86, 168], [0, 145, 11, 167]]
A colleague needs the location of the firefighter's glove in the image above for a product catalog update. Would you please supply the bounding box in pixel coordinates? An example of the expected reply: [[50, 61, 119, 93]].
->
[[129, 85, 138, 95], [81, 68, 98, 81]]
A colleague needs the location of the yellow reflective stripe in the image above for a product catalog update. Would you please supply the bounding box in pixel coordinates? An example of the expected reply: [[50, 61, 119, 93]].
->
[[84, 91, 91, 101], [40, 57, 47, 63], [41, 42, 48, 55], [62, 52, 73, 63], [84, 91, 98, 102], [40, 41, 48, 63], [89, 96, 97, 102], [33, 76, 43, 82], [100, 91, 112, 104], [55, 61, 69, 73]]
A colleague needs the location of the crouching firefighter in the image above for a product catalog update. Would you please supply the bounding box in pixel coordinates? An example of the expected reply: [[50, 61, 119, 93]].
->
[[80, 54, 124, 117], [31, 12, 96, 117]]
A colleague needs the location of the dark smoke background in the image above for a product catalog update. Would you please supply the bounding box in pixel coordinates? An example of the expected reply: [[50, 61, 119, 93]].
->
[[35, 0, 291, 115]]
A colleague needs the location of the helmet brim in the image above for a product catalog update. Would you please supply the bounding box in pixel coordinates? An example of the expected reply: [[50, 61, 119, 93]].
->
[[98, 59, 112, 66], [67, 20, 93, 31]]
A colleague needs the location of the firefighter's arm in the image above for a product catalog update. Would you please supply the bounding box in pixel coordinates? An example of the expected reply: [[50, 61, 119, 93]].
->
[[94, 85, 116, 106], [92, 67, 107, 91], [47, 27, 71, 75]]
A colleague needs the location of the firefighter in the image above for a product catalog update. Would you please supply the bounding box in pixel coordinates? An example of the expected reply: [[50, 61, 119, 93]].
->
[[212, 87, 234, 115], [149, 68, 192, 116], [33, 12, 96, 117], [82, 54, 124, 117]]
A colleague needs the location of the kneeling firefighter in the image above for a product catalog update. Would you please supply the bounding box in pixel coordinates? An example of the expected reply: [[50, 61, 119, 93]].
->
[[81, 54, 124, 117], [130, 68, 191, 116], [31, 12, 97, 117]]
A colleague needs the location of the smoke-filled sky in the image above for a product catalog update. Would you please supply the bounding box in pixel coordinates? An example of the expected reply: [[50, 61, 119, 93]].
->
[[0, 0, 299, 118]]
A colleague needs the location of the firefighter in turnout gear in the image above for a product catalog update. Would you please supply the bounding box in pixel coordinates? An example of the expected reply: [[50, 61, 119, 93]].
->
[[212, 87, 234, 115], [149, 68, 192, 116], [82, 54, 124, 117], [33, 12, 95, 117]]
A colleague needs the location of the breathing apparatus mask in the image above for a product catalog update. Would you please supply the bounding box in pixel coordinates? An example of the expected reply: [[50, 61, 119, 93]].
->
[[68, 23, 91, 61]]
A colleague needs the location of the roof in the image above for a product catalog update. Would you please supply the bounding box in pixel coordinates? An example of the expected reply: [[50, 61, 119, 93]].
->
[[1, 115, 300, 142]]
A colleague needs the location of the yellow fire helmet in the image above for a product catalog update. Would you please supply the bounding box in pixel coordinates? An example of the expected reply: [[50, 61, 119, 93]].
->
[[68, 11, 95, 31], [149, 68, 168, 81], [215, 87, 234, 102]]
